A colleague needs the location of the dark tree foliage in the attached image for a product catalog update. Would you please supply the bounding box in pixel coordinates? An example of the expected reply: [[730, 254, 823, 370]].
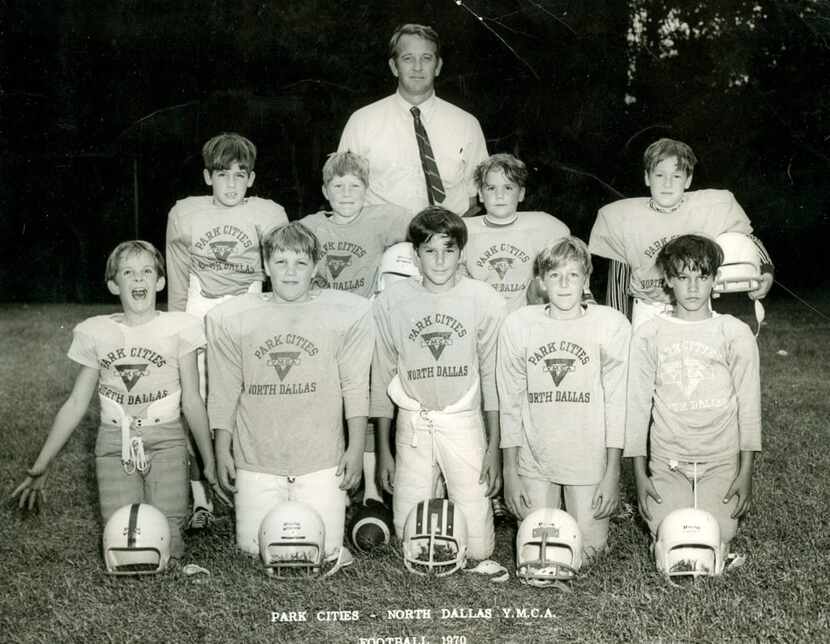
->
[[1, 0, 827, 301]]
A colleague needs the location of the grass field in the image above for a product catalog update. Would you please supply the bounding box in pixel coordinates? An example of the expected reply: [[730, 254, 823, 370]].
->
[[1, 295, 829, 644]]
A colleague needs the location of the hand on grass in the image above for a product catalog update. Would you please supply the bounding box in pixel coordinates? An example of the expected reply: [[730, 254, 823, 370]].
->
[[337, 445, 363, 491], [11, 467, 49, 512]]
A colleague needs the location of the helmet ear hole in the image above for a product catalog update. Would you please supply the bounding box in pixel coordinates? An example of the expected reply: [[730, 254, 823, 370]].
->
[[515, 508, 582, 586], [259, 501, 327, 578], [402, 498, 468, 576], [102, 503, 171, 575]]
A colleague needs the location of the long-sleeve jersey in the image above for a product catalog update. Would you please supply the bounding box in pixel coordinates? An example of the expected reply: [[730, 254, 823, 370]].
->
[[498, 304, 631, 485], [462, 212, 570, 311], [165, 195, 288, 311], [588, 189, 752, 304], [625, 313, 762, 463], [206, 290, 374, 477], [298, 205, 412, 298], [68, 312, 204, 437], [371, 276, 507, 418]]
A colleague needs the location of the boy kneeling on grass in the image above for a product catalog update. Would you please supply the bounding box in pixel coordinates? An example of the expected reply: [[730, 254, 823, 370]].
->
[[207, 222, 374, 562], [498, 237, 631, 560], [625, 234, 761, 565], [12, 241, 224, 562]]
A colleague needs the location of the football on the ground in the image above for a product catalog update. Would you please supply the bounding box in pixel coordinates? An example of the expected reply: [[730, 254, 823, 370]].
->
[[350, 500, 393, 553]]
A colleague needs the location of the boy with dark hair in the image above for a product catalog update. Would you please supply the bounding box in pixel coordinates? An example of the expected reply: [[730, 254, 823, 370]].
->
[[372, 206, 506, 560], [626, 234, 761, 558], [498, 237, 630, 558], [13, 241, 220, 561], [588, 138, 773, 327], [166, 132, 288, 527], [462, 153, 570, 311], [207, 222, 374, 560]]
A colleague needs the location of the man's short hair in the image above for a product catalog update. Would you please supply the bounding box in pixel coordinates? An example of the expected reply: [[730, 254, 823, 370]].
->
[[105, 240, 165, 282], [322, 151, 370, 186], [656, 234, 723, 280], [534, 236, 593, 278], [407, 206, 467, 251], [643, 138, 698, 175], [202, 132, 257, 172], [388, 24, 441, 59], [474, 153, 529, 190], [263, 222, 322, 264]]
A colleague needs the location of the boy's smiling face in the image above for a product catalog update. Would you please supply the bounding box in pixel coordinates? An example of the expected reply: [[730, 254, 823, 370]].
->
[[645, 156, 692, 211], [415, 233, 462, 293], [478, 168, 525, 221], [107, 250, 164, 317], [204, 161, 255, 208], [540, 258, 588, 319], [265, 249, 319, 302], [323, 173, 367, 222]]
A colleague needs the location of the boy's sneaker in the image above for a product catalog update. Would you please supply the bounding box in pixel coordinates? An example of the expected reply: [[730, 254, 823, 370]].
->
[[187, 502, 214, 530]]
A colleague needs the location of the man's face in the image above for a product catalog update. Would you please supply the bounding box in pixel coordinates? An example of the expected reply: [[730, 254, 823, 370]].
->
[[388, 34, 442, 100], [323, 173, 367, 221], [644, 156, 691, 211], [265, 249, 318, 302], [478, 169, 525, 220], [414, 233, 461, 293], [204, 161, 255, 208]]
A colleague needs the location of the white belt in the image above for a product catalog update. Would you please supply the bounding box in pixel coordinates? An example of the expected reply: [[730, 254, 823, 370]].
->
[[100, 391, 181, 474]]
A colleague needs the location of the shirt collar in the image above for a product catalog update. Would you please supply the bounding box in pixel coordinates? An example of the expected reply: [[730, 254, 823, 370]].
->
[[395, 90, 438, 120]]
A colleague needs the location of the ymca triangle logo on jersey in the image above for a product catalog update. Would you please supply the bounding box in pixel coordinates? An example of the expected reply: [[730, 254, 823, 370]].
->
[[325, 254, 352, 279], [420, 331, 454, 361], [267, 351, 302, 382], [209, 240, 238, 262], [488, 257, 515, 281], [543, 358, 576, 387], [661, 356, 710, 399], [114, 363, 149, 392]]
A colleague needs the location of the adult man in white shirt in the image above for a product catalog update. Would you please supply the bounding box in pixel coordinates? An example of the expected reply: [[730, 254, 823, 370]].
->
[[338, 24, 488, 216]]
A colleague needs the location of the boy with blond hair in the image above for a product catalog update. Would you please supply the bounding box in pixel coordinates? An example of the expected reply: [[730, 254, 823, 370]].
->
[[498, 237, 630, 557], [166, 132, 288, 526], [207, 222, 374, 559], [13, 241, 220, 560]]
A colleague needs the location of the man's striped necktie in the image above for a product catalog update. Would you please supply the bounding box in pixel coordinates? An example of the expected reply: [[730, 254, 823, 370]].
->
[[411, 106, 445, 205]]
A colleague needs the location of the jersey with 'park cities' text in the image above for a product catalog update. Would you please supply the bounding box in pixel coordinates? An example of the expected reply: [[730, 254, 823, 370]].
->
[[462, 212, 570, 311], [588, 189, 751, 304], [298, 204, 412, 298], [68, 311, 204, 433], [371, 276, 507, 418], [165, 196, 288, 312], [625, 312, 762, 464], [498, 304, 630, 485], [206, 289, 374, 477]]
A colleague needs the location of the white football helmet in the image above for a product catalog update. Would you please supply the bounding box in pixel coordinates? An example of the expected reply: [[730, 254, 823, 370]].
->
[[516, 508, 582, 586], [714, 232, 762, 294], [259, 501, 326, 577], [373, 242, 421, 296], [102, 503, 171, 575], [402, 498, 468, 576], [655, 508, 725, 579]]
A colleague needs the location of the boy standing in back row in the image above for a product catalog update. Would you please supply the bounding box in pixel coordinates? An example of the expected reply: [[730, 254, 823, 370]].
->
[[166, 132, 288, 527]]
